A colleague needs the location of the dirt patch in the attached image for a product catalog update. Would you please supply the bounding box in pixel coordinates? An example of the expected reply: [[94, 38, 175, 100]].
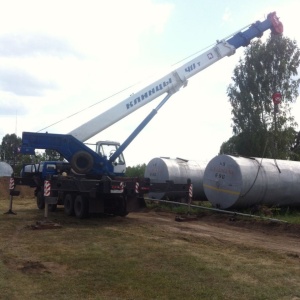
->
[[3, 258, 70, 276], [129, 209, 300, 256], [196, 212, 300, 238], [20, 261, 48, 274]]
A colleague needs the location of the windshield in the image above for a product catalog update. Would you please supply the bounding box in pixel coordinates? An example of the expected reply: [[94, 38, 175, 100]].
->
[[96, 142, 125, 164]]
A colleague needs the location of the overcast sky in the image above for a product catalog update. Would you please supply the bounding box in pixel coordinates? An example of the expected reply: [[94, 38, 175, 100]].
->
[[1, 0, 300, 166]]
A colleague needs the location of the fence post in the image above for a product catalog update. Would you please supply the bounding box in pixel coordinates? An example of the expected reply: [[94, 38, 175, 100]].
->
[[44, 180, 50, 218], [5, 174, 17, 215], [187, 178, 192, 214]]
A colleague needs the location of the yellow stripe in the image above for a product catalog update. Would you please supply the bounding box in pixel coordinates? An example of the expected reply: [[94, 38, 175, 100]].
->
[[203, 184, 240, 196]]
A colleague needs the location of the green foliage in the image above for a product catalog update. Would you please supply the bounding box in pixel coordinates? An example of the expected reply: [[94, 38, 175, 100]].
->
[[125, 163, 146, 177], [220, 127, 299, 159], [0, 133, 21, 162], [37, 149, 63, 161], [0, 134, 28, 174], [222, 34, 300, 159]]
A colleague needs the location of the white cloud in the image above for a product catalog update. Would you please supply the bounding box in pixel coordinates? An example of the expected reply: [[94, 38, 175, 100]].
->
[[0, 33, 80, 57], [0, 67, 57, 96]]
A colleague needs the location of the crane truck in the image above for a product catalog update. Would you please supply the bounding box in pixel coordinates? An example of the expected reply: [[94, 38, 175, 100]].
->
[[12, 12, 283, 218]]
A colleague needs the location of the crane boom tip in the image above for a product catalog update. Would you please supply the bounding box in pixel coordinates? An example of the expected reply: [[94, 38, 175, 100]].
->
[[268, 12, 283, 34]]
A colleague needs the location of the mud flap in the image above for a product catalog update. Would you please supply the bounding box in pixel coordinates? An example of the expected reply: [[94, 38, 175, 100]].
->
[[126, 196, 146, 212]]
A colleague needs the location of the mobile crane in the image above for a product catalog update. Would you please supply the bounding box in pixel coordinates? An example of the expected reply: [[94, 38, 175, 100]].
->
[[14, 12, 283, 218]]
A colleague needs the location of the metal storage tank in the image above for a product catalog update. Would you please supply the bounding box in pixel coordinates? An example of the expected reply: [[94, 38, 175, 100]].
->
[[203, 154, 300, 209], [144, 157, 208, 200], [0, 162, 13, 177]]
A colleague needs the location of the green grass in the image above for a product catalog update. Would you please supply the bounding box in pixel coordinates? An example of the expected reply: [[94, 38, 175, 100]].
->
[[0, 198, 300, 299], [147, 200, 300, 224], [272, 207, 300, 223]]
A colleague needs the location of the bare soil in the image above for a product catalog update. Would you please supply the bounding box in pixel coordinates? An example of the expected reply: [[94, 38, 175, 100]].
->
[[129, 209, 300, 257]]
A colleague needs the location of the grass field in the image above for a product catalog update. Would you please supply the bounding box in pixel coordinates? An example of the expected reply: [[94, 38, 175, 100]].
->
[[0, 196, 300, 300]]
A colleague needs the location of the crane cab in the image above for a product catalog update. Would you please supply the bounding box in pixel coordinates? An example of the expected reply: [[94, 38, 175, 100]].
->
[[96, 141, 126, 175]]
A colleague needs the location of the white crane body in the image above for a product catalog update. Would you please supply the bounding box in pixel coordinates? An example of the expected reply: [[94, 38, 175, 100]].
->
[[69, 41, 236, 142]]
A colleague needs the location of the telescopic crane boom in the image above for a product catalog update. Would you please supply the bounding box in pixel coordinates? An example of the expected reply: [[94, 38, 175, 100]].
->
[[21, 12, 283, 177], [68, 12, 283, 143]]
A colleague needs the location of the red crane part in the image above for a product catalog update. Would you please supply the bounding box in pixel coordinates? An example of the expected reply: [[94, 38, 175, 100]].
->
[[268, 12, 283, 35], [272, 92, 282, 105]]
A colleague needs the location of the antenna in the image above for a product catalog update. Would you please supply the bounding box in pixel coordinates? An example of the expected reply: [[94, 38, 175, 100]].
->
[[15, 110, 18, 135]]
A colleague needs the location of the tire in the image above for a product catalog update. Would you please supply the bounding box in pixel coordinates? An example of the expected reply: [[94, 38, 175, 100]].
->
[[36, 191, 45, 210], [74, 195, 89, 219], [64, 193, 75, 216], [71, 151, 94, 174]]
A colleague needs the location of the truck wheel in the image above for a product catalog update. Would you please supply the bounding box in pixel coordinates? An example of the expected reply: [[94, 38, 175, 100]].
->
[[74, 195, 89, 219], [71, 151, 94, 174], [64, 194, 74, 216], [36, 191, 45, 210]]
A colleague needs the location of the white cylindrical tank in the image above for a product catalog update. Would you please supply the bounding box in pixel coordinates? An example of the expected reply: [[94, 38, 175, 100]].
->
[[144, 157, 208, 200], [0, 162, 13, 177], [203, 154, 300, 209]]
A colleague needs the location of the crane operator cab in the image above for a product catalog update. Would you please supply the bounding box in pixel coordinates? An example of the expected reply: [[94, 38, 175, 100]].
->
[[96, 141, 126, 174]]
